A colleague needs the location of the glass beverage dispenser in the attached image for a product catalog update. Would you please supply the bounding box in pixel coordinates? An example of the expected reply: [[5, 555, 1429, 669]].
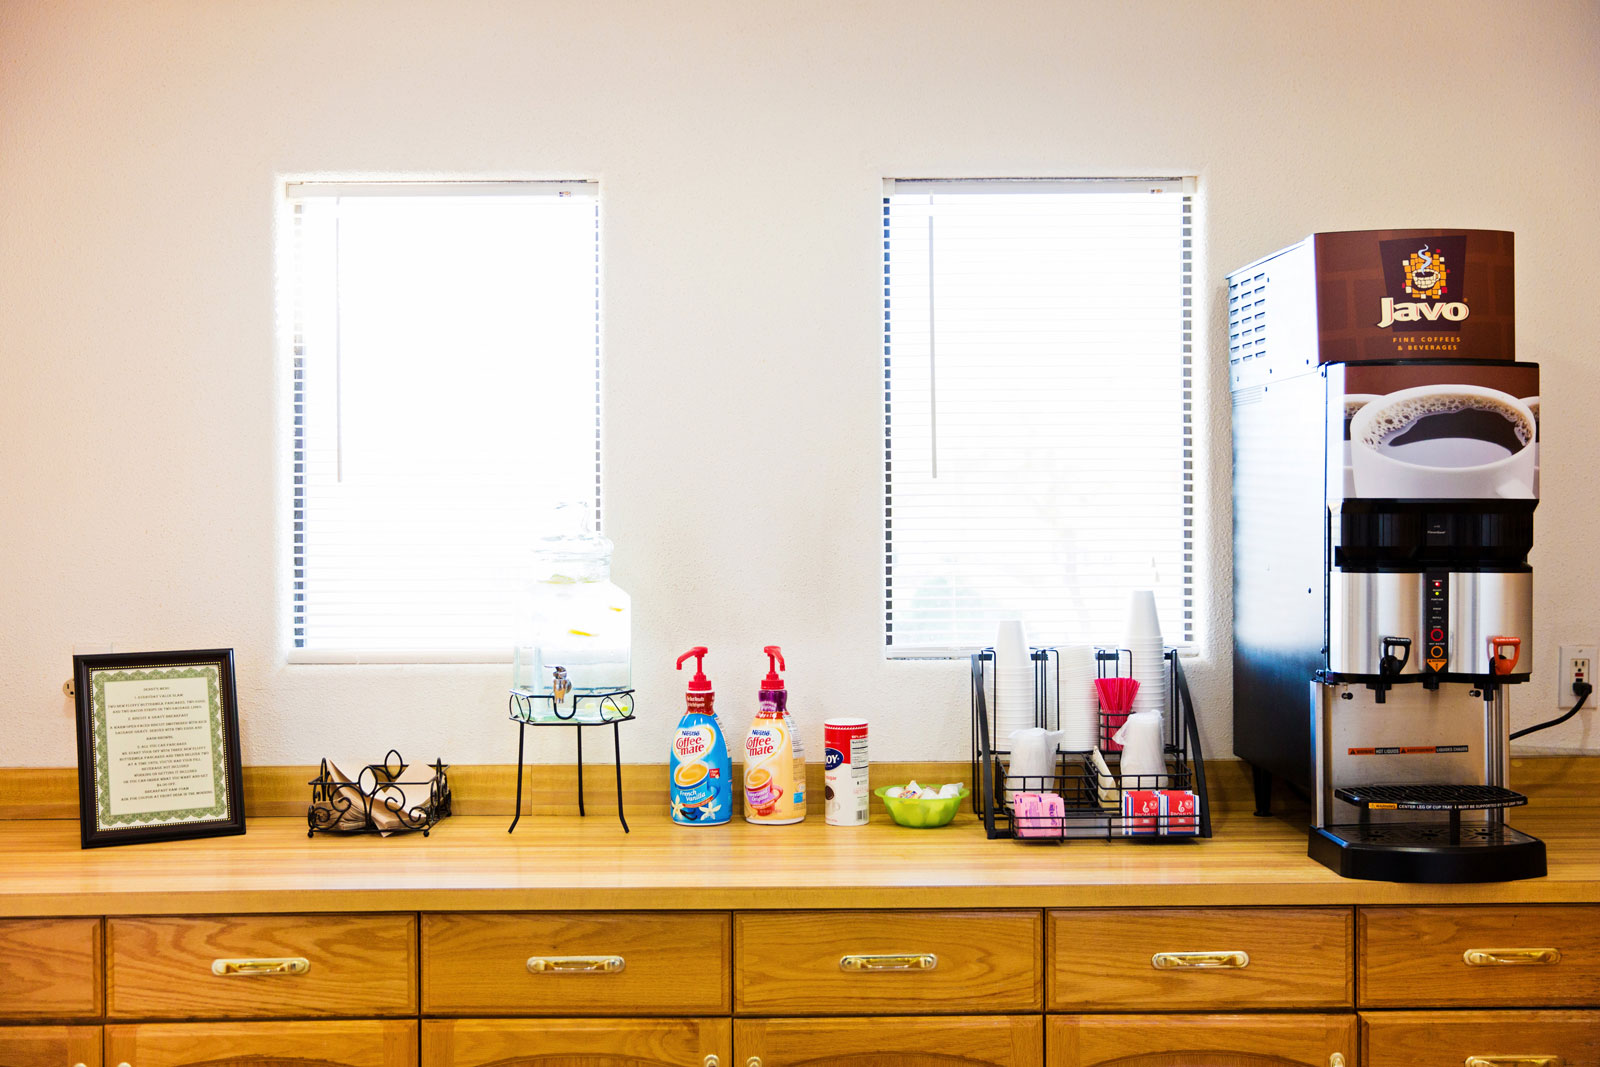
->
[[512, 502, 632, 704]]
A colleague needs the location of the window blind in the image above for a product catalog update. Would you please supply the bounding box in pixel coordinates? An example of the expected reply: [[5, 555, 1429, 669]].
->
[[288, 181, 600, 660], [883, 178, 1194, 656]]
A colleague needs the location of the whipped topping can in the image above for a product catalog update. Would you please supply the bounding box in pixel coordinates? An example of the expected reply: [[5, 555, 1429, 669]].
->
[[824, 718, 869, 826]]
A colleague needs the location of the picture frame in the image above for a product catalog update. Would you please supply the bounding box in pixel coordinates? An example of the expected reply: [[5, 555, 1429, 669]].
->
[[72, 648, 246, 849]]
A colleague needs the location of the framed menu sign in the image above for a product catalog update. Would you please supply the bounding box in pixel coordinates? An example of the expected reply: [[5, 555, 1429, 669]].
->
[[72, 649, 245, 848]]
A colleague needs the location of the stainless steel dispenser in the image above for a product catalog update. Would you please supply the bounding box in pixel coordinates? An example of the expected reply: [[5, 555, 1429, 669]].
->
[[1230, 228, 1545, 882]]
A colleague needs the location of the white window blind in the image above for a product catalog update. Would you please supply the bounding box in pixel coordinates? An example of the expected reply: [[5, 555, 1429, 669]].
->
[[287, 181, 600, 660], [883, 178, 1194, 656]]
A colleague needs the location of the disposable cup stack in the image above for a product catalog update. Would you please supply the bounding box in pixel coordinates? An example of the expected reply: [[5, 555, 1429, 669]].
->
[[1057, 645, 1099, 752], [1124, 590, 1169, 729], [993, 620, 1037, 746]]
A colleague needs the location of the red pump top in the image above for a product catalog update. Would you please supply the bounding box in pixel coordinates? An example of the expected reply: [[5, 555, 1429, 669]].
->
[[676, 647, 712, 692], [761, 645, 786, 690]]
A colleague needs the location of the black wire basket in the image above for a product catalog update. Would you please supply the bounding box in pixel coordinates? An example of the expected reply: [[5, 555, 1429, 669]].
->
[[970, 647, 1212, 841]]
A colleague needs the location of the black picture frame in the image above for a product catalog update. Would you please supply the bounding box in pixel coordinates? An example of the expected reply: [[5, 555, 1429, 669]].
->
[[72, 648, 246, 849]]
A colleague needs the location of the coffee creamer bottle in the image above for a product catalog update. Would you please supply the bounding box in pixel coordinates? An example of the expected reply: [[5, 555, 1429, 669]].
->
[[743, 645, 806, 824], [670, 647, 731, 825]]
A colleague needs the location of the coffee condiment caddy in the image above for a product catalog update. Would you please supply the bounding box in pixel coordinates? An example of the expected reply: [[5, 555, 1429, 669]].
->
[[969, 645, 1212, 842]]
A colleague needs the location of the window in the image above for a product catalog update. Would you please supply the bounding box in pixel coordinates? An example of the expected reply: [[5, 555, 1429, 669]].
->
[[882, 178, 1194, 656], [287, 181, 600, 660]]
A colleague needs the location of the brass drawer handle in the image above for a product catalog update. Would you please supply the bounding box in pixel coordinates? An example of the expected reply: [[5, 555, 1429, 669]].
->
[[746, 1059, 763, 1067], [1151, 950, 1250, 970], [1463, 948, 1561, 967], [839, 952, 937, 972], [1465, 1058, 1560, 1067], [210, 957, 310, 977], [703, 1057, 719, 1067], [1330, 1055, 1346, 1067], [526, 954, 625, 974]]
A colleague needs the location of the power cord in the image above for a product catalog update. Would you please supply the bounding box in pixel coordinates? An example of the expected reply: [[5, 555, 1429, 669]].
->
[[1510, 679, 1593, 741]]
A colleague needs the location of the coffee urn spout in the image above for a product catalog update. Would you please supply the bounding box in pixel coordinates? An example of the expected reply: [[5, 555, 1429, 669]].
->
[[1370, 635, 1412, 703]]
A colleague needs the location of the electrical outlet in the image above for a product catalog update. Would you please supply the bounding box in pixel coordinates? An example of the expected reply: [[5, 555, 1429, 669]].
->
[[1559, 644, 1596, 709]]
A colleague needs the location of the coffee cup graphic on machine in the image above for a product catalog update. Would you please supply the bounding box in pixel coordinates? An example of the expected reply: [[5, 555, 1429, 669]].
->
[[1349, 385, 1536, 499]]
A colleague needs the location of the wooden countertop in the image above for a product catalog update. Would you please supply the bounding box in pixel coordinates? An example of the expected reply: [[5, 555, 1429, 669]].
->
[[2, 801, 1597, 915]]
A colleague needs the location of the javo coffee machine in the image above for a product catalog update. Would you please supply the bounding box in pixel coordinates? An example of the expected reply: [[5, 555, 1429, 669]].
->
[[1230, 229, 1547, 882]]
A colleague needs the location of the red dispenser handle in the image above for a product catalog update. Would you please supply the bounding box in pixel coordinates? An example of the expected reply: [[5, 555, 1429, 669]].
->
[[676, 647, 712, 691], [1489, 636, 1522, 675]]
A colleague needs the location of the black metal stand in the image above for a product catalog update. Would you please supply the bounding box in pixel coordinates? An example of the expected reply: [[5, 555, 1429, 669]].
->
[[507, 688, 634, 834]]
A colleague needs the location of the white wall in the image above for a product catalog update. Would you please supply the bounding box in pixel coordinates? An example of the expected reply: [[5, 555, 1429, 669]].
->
[[4, 0, 1598, 770]]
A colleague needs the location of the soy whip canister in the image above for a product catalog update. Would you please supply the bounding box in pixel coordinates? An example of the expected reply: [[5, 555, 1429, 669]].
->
[[824, 718, 870, 826]]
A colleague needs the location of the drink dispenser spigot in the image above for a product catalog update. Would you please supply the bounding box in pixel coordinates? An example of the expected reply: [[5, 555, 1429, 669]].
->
[[1372, 636, 1411, 704], [1490, 636, 1522, 676]]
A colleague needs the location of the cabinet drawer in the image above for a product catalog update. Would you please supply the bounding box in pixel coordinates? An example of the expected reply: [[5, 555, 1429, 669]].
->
[[0, 918, 102, 1019], [737, 1015, 1043, 1067], [1360, 905, 1600, 1008], [423, 1018, 731, 1067], [1050, 1014, 1356, 1067], [108, 914, 417, 1019], [421, 911, 730, 1015], [0, 1026, 101, 1067], [1362, 1010, 1600, 1066], [735, 910, 1042, 1015], [106, 1020, 417, 1067], [1048, 907, 1353, 1011]]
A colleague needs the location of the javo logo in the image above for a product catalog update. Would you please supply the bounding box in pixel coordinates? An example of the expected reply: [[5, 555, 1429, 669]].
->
[[1402, 244, 1448, 299], [1377, 235, 1470, 330]]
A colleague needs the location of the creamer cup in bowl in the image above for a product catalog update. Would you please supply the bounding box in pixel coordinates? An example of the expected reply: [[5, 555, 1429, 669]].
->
[[875, 785, 969, 828]]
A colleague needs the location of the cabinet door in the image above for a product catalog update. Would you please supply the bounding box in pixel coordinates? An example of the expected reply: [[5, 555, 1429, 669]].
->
[[736, 911, 1042, 1015], [1360, 904, 1600, 1008], [105, 1021, 416, 1067], [424, 1018, 731, 1067], [0, 919, 102, 1019], [1362, 1010, 1600, 1067], [735, 1016, 1043, 1067], [422, 912, 732, 1015], [1049, 1015, 1355, 1067], [108, 915, 417, 1019], [0, 1026, 100, 1067], [1048, 908, 1354, 1011]]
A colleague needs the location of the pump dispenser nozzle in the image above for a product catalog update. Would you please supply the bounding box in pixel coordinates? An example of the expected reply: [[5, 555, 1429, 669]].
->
[[676, 647, 712, 692], [761, 645, 786, 689]]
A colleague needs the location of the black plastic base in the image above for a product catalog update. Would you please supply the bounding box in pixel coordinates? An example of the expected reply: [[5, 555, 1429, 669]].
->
[[1309, 822, 1547, 883]]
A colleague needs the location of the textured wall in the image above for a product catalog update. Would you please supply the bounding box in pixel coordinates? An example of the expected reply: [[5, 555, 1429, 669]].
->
[[3, 0, 1598, 768]]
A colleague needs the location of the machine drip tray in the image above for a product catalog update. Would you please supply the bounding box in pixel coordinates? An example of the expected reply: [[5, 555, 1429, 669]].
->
[[1334, 783, 1528, 811], [1310, 821, 1547, 883]]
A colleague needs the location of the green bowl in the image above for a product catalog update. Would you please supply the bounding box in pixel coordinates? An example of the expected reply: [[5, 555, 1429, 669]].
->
[[875, 785, 969, 828]]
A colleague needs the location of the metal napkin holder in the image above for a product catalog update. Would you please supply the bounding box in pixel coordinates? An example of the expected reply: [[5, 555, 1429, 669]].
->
[[307, 749, 451, 837]]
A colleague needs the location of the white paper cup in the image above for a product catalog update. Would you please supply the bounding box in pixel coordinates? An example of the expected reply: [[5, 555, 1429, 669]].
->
[[1124, 590, 1163, 645]]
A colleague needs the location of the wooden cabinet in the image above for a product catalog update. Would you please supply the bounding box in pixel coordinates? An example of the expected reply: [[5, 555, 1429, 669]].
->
[[0, 1026, 100, 1067], [107, 914, 417, 1019], [1360, 904, 1600, 1008], [1, 901, 1596, 1067], [735, 1015, 1044, 1067], [1047, 907, 1353, 1011], [423, 1018, 731, 1067], [1362, 1009, 1600, 1066], [422, 911, 731, 1015], [0, 919, 101, 1019], [1048, 1014, 1357, 1067], [105, 1021, 417, 1067], [735, 910, 1042, 1015]]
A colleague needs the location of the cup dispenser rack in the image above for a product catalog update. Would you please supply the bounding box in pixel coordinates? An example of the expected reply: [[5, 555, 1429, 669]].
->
[[969, 648, 1212, 842]]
